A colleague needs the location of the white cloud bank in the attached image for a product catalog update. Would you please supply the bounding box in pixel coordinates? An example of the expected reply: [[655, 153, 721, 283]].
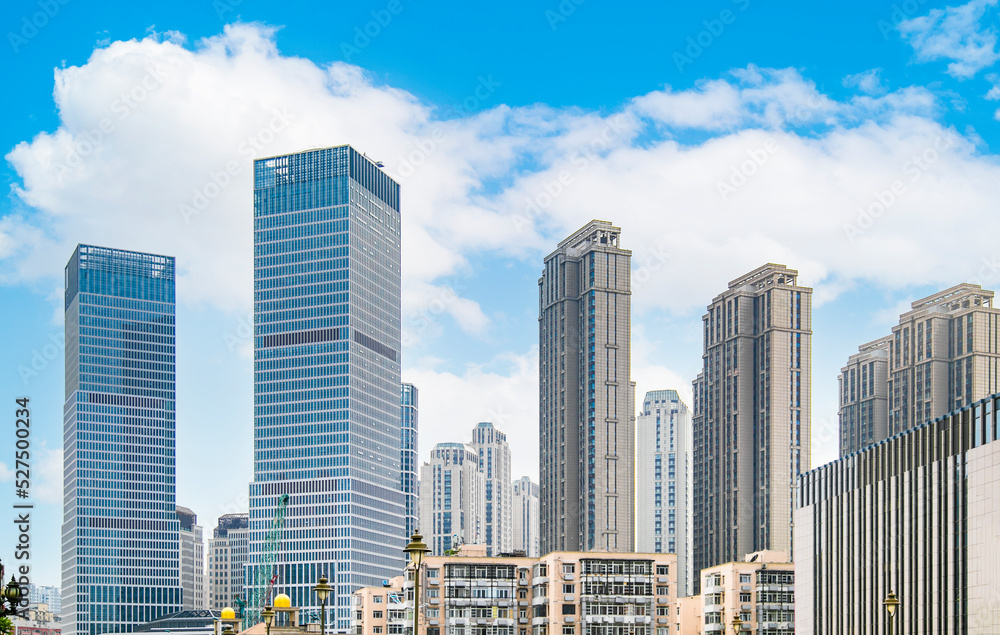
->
[[6, 24, 1000, 479]]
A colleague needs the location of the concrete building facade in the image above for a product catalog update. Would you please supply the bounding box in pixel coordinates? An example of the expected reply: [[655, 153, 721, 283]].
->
[[207, 513, 248, 611], [511, 477, 540, 558], [351, 576, 407, 635], [419, 443, 484, 555], [636, 390, 692, 598], [538, 220, 635, 553], [795, 392, 1000, 633], [471, 422, 513, 556], [837, 337, 890, 457], [177, 506, 206, 611], [691, 264, 811, 593]]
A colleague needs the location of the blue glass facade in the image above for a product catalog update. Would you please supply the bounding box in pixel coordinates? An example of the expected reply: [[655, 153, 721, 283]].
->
[[62, 245, 181, 635], [247, 146, 404, 629], [401, 383, 418, 540]]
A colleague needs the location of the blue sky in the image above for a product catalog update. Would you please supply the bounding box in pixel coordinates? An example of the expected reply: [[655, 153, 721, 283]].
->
[[3, 0, 1000, 586]]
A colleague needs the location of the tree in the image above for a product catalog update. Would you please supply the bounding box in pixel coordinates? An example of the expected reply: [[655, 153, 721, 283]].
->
[[0, 615, 14, 635]]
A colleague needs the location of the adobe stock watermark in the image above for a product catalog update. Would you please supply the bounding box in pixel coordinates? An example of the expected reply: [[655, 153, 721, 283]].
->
[[53, 64, 170, 184], [396, 75, 501, 180], [510, 114, 630, 233], [545, 0, 585, 30], [8, 0, 70, 53], [631, 239, 671, 292], [716, 139, 779, 200], [179, 108, 295, 223], [401, 278, 468, 347], [223, 313, 254, 354], [16, 332, 65, 386], [340, 0, 410, 61], [842, 133, 956, 242], [674, 0, 752, 72], [876, 0, 931, 40]]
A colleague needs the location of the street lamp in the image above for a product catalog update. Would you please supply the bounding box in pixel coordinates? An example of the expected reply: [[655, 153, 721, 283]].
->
[[730, 615, 743, 634], [262, 605, 275, 635], [884, 591, 900, 635], [403, 532, 430, 635], [0, 560, 23, 618], [313, 576, 332, 635]]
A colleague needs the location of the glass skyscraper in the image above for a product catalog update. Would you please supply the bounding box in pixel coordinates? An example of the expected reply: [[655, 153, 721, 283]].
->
[[401, 383, 418, 540], [247, 146, 404, 630], [62, 245, 180, 635]]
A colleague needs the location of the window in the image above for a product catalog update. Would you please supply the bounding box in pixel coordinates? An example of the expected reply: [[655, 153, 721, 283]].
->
[[428, 568, 439, 579], [426, 609, 439, 618], [739, 593, 751, 603], [562, 564, 576, 575], [373, 596, 384, 604], [427, 588, 439, 598], [373, 628, 383, 634], [655, 565, 669, 576], [739, 574, 751, 584], [657, 586, 670, 596], [562, 627, 575, 635], [373, 611, 383, 619], [562, 605, 576, 615], [563, 584, 574, 594]]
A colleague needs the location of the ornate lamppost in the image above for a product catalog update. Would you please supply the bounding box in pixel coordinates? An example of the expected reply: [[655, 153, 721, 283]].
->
[[313, 576, 332, 635], [0, 561, 23, 618], [403, 533, 430, 635], [262, 605, 275, 635], [884, 591, 900, 635]]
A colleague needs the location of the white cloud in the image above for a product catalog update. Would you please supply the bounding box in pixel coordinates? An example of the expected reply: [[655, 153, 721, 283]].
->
[[0, 443, 62, 504], [844, 68, 886, 95], [899, 0, 1000, 78]]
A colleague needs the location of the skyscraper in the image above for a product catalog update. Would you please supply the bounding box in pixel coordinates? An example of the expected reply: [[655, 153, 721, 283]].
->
[[247, 146, 403, 629], [177, 506, 206, 611], [511, 476, 540, 557], [419, 443, 484, 555], [538, 220, 634, 553], [887, 283, 1000, 435], [62, 245, 181, 635], [635, 389, 692, 597], [401, 383, 419, 540], [691, 264, 811, 593], [470, 421, 513, 555], [207, 514, 249, 611], [838, 336, 890, 456]]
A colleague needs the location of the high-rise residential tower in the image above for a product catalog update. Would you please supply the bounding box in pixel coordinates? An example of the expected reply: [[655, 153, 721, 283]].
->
[[62, 245, 181, 635], [247, 146, 404, 629], [419, 443, 484, 555], [207, 514, 249, 611], [470, 421, 513, 555], [177, 506, 206, 611], [838, 336, 890, 456], [511, 476, 540, 557], [401, 383, 419, 540], [691, 264, 811, 593], [635, 389, 692, 597], [538, 220, 634, 553], [887, 283, 1000, 436]]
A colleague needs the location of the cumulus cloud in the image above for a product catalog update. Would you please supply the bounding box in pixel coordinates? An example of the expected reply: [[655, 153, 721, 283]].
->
[[899, 0, 1000, 78]]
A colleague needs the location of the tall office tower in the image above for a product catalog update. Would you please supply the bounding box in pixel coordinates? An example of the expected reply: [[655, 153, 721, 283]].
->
[[838, 336, 890, 456], [887, 283, 1000, 436], [62, 245, 181, 635], [538, 220, 635, 554], [511, 476, 540, 557], [418, 443, 484, 555], [25, 585, 62, 615], [470, 421, 513, 555], [177, 506, 206, 611], [691, 264, 811, 594], [636, 389, 692, 597], [247, 146, 403, 629], [401, 383, 419, 540], [207, 514, 249, 610]]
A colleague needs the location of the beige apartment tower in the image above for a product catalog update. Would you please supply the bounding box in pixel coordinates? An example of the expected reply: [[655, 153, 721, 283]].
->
[[691, 264, 811, 593], [837, 336, 890, 456], [539, 220, 634, 553]]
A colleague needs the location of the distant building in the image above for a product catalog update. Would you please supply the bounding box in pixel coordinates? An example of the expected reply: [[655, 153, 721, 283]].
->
[[796, 392, 1000, 632], [636, 389, 692, 597], [838, 336, 890, 456], [207, 513, 249, 611], [539, 220, 635, 553], [177, 506, 206, 611], [679, 550, 794, 634], [511, 477, 539, 557], [24, 585, 61, 616], [402, 383, 419, 540], [419, 443, 484, 555], [692, 264, 811, 593], [351, 576, 406, 635], [470, 422, 513, 556], [132, 609, 224, 635]]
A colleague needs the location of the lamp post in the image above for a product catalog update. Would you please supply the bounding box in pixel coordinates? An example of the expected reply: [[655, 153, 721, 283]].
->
[[0, 560, 24, 618], [313, 576, 332, 635], [730, 615, 743, 635], [403, 532, 430, 635], [884, 591, 900, 635], [262, 605, 275, 635]]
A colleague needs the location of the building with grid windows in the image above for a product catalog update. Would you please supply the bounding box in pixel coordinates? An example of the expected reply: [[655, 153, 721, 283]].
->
[[208, 514, 248, 610], [471, 422, 513, 556], [636, 390, 692, 597], [247, 146, 404, 630], [402, 383, 419, 540], [177, 506, 206, 611], [25, 585, 62, 616], [419, 443, 484, 555], [691, 264, 811, 594], [511, 477, 539, 558], [538, 220, 635, 554], [837, 336, 890, 457], [795, 392, 1000, 633], [62, 244, 181, 635]]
